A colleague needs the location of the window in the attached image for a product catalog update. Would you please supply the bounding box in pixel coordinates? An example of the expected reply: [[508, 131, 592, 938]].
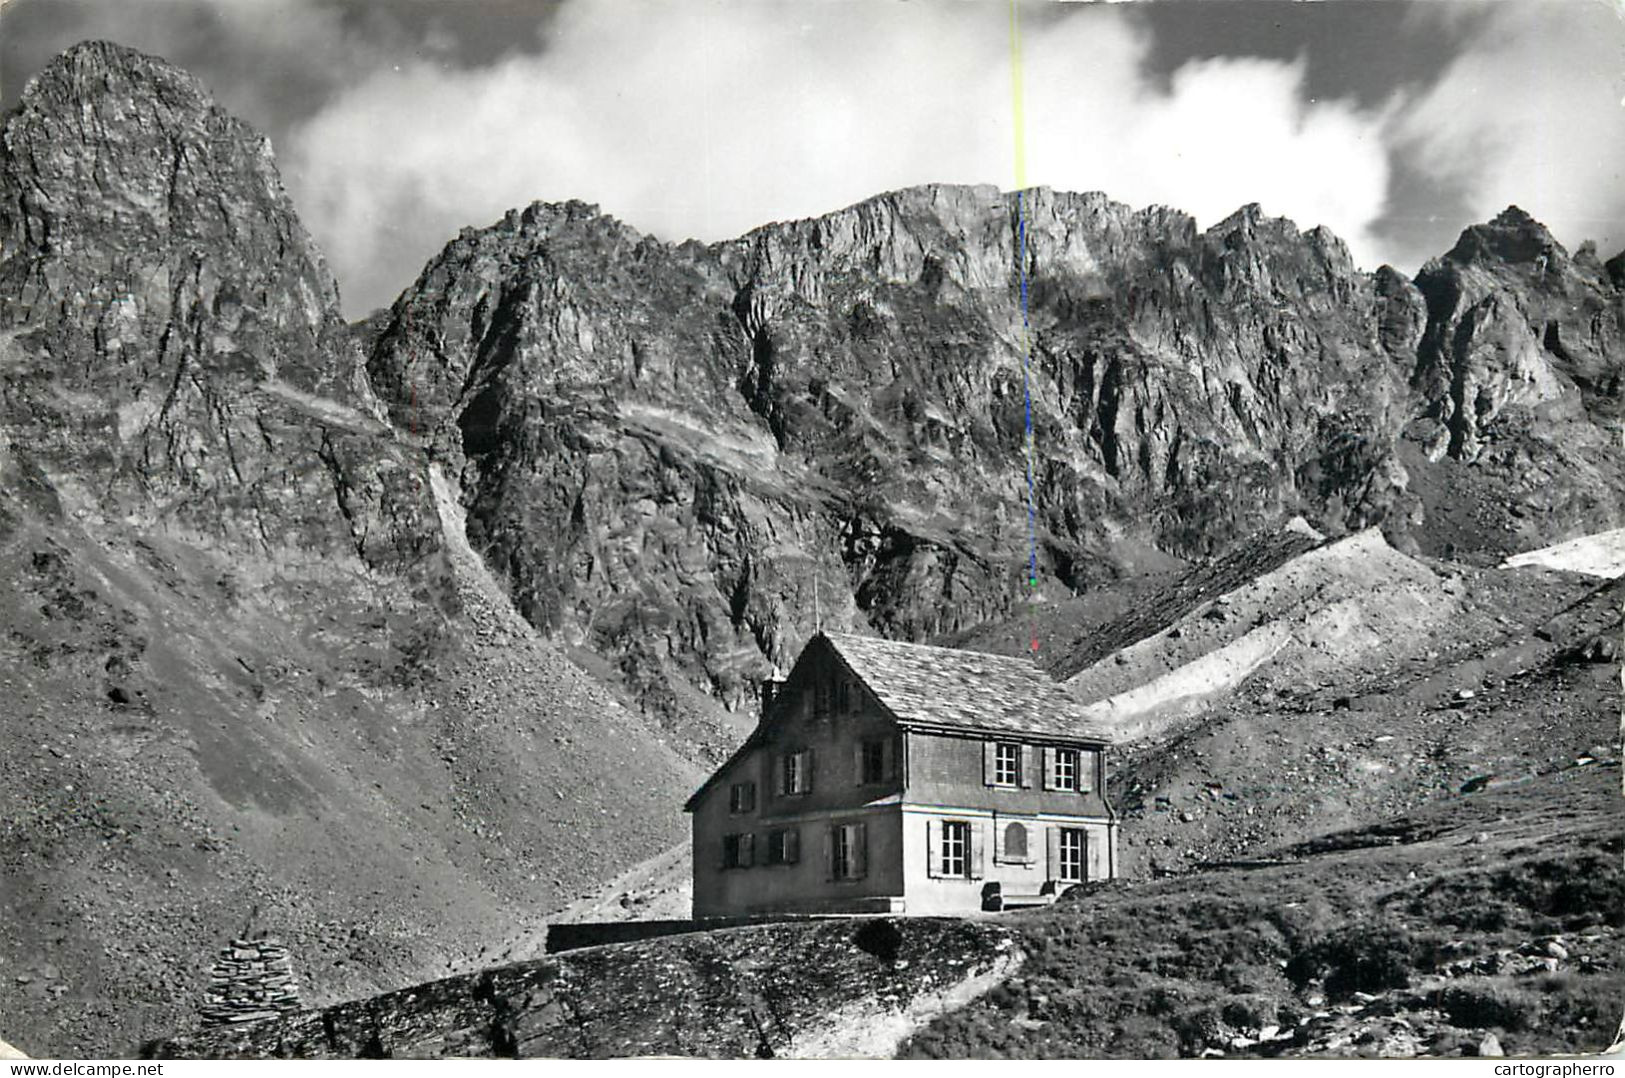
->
[[1003, 822, 1029, 861], [1057, 827, 1086, 883], [860, 739, 886, 784], [1052, 747, 1079, 791], [941, 820, 970, 877], [780, 749, 811, 796], [831, 822, 867, 880], [767, 828, 800, 865], [994, 742, 1020, 786], [722, 832, 755, 869], [729, 782, 756, 814], [837, 679, 852, 713]]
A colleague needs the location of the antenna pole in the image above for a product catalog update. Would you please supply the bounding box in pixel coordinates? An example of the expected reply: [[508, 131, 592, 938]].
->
[[814, 561, 821, 632]]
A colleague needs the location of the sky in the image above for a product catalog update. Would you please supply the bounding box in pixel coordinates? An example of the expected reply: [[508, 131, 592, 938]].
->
[[3, 0, 1624, 316]]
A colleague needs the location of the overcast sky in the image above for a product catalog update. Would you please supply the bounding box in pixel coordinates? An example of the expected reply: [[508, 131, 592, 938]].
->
[[4, 0, 1623, 316]]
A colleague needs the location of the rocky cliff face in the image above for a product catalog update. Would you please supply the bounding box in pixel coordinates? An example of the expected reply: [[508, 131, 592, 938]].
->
[[0, 42, 699, 1058], [0, 39, 431, 570], [363, 186, 1623, 736]]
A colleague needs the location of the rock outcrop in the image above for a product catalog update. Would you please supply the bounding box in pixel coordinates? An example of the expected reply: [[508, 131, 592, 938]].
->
[[147, 918, 1021, 1059]]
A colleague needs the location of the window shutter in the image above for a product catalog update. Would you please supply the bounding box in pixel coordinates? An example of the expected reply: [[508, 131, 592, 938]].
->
[[775, 754, 788, 797], [1047, 825, 1062, 880], [852, 823, 868, 879], [1079, 750, 1097, 793], [802, 749, 814, 794], [982, 741, 997, 786], [784, 828, 800, 864], [823, 825, 835, 881], [926, 818, 943, 878], [1041, 746, 1057, 791], [992, 816, 1006, 862], [1019, 744, 1034, 788], [740, 833, 755, 868], [969, 821, 986, 880], [853, 742, 864, 786]]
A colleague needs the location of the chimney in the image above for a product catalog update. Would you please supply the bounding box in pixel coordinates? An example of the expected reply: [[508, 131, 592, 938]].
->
[[760, 672, 786, 720]]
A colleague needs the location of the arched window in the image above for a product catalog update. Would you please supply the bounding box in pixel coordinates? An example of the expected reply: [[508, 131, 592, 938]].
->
[[1003, 822, 1028, 860]]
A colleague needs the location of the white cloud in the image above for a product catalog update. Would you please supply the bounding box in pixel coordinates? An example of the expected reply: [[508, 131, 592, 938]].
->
[[285, 1, 1404, 313], [1392, 1, 1625, 262], [279, 0, 1623, 313]]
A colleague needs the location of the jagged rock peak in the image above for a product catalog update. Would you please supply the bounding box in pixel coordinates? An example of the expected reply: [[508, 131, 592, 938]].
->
[[1, 38, 337, 299], [13, 38, 213, 108], [1444, 204, 1564, 267], [0, 37, 346, 388]]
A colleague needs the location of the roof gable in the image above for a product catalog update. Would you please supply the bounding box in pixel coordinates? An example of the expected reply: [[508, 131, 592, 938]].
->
[[684, 630, 1109, 812], [822, 632, 1111, 741]]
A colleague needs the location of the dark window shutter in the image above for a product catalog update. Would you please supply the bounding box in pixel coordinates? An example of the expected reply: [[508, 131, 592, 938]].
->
[[926, 817, 943, 878], [1046, 825, 1062, 880], [969, 821, 986, 880], [775, 754, 788, 797], [784, 828, 800, 864], [1019, 744, 1034, 788], [740, 833, 755, 867], [802, 749, 814, 794], [982, 741, 998, 786], [852, 822, 868, 879], [823, 825, 835, 881]]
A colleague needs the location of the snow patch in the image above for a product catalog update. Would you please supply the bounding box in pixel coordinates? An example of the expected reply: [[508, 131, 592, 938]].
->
[[1501, 528, 1625, 579]]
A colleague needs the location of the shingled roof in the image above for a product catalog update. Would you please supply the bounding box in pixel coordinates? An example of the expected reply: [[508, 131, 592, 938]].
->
[[823, 632, 1111, 742]]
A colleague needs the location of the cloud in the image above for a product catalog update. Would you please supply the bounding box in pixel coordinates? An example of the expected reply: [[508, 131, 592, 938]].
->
[[283, 0, 1401, 313], [16, 0, 1619, 313], [1388, 1, 1625, 266]]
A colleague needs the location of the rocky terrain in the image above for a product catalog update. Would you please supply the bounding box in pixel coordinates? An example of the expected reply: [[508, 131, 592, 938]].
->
[[0, 38, 1621, 1060], [0, 41, 699, 1058], [902, 763, 1623, 1059], [146, 918, 1022, 1059]]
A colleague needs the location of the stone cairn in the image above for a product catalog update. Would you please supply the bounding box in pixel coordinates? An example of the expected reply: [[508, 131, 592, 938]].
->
[[199, 936, 303, 1026]]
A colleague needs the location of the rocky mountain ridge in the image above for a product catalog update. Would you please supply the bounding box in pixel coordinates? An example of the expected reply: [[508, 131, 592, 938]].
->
[[363, 179, 1623, 742]]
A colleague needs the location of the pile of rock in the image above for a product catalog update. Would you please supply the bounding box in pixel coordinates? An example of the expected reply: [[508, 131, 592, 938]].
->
[[199, 938, 303, 1026]]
